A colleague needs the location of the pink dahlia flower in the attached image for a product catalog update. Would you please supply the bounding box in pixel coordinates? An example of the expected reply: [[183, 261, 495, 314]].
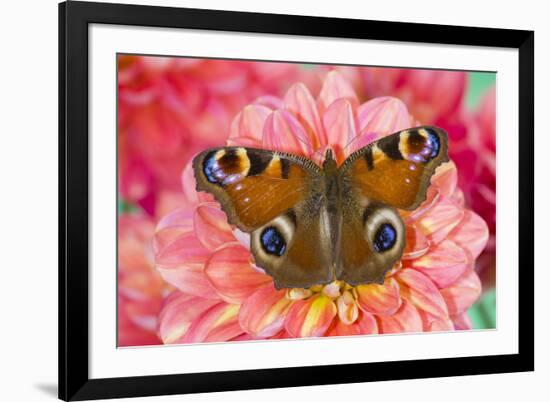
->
[[118, 55, 312, 215], [118, 215, 168, 346], [154, 72, 488, 343]]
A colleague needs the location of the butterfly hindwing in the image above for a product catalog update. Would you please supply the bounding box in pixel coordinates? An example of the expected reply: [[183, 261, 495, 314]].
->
[[336, 202, 406, 285], [336, 126, 449, 284], [193, 147, 333, 289]]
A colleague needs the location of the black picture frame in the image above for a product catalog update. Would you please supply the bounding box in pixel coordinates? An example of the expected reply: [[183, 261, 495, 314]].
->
[[59, 1, 534, 400]]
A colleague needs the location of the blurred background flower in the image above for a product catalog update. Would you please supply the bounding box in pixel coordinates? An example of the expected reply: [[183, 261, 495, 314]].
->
[[117, 56, 497, 345], [118, 56, 314, 216], [118, 214, 167, 346]]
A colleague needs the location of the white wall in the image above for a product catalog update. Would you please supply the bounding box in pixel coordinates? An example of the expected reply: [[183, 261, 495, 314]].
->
[[0, 0, 546, 401]]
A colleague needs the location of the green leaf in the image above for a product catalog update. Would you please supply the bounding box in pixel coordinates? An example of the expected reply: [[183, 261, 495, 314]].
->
[[468, 288, 496, 329], [118, 198, 139, 215], [466, 72, 496, 109]]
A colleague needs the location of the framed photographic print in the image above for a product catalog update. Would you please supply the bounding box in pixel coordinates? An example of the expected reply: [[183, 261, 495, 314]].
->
[[59, 1, 534, 400]]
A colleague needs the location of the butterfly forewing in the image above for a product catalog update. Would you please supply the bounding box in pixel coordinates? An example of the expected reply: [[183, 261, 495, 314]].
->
[[340, 126, 449, 210], [193, 147, 334, 289]]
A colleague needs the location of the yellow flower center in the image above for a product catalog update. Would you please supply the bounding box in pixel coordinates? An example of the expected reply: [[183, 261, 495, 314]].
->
[[285, 280, 359, 325]]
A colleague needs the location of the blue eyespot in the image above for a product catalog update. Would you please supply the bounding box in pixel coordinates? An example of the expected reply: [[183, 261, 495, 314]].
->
[[203, 151, 221, 184], [260, 227, 286, 256], [426, 129, 440, 158], [373, 223, 397, 252]]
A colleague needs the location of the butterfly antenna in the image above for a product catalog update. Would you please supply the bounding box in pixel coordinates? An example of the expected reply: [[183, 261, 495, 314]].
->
[[342, 135, 362, 153]]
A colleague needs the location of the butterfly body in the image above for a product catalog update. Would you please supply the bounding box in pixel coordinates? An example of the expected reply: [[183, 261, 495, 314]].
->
[[193, 126, 448, 289]]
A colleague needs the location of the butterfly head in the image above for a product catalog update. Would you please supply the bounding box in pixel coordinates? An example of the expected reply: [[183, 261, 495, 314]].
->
[[322, 148, 337, 172]]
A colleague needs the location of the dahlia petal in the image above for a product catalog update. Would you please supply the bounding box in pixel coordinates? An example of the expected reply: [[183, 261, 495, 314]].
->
[[254, 95, 283, 110], [262, 110, 313, 155], [452, 188, 466, 208], [377, 299, 423, 334], [448, 210, 489, 262], [440, 269, 482, 315], [155, 206, 194, 233], [318, 71, 358, 111], [355, 277, 402, 316], [286, 287, 314, 301], [407, 239, 469, 288], [119, 270, 164, 301], [283, 83, 326, 147], [118, 306, 162, 346], [233, 228, 251, 249], [430, 161, 458, 198], [356, 97, 411, 144], [396, 268, 448, 319], [157, 293, 219, 344], [182, 303, 244, 343], [119, 157, 154, 204], [228, 103, 272, 143], [153, 208, 195, 257], [285, 294, 337, 338], [119, 289, 161, 335], [322, 281, 342, 299], [226, 136, 263, 148], [270, 330, 292, 339], [118, 238, 153, 274], [415, 197, 464, 244], [451, 312, 473, 330], [155, 232, 218, 297], [118, 325, 161, 347], [322, 99, 359, 162], [336, 290, 359, 325], [405, 190, 441, 223], [426, 70, 466, 117], [205, 243, 271, 304], [239, 284, 292, 337], [155, 231, 210, 266], [332, 66, 361, 86], [419, 311, 455, 332], [356, 311, 379, 334], [326, 311, 378, 336], [155, 191, 191, 219], [158, 263, 217, 298], [229, 333, 258, 342], [326, 320, 360, 337], [180, 161, 212, 205], [194, 203, 236, 251], [402, 225, 430, 260]]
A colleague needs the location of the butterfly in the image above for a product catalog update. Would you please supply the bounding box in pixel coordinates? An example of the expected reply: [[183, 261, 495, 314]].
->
[[193, 126, 449, 290]]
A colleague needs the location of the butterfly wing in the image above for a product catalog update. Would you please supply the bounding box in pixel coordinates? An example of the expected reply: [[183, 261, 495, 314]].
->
[[336, 126, 449, 285], [193, 147, 334, 289]]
